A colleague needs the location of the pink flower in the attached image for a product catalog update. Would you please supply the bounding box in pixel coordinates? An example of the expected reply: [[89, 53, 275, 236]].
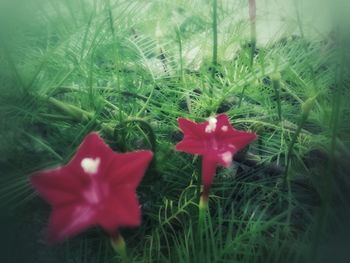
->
[[31, 132, 153, 243], [176, 114, 256, 194]]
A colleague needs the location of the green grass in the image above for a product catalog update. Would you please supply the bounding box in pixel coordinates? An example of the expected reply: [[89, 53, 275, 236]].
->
[[1, 0, 350, 262]]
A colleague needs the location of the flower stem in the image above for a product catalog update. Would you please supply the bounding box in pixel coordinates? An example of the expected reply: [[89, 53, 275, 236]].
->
[[283, 95, 317, 228], [199, 191, 208, 227], [271, 72, 282, 122], [114, 118, 157, 153], [284, 95, 317, 183], [198, 157, 215, 227], [248, 0, 256, 67], [111, 234, 131, 263], [47, 97, 115, 136], [114, 117, 159, 183], [48, 97, 93, 122], [211, 0, 218, 79], [198, 190, 208, 253]]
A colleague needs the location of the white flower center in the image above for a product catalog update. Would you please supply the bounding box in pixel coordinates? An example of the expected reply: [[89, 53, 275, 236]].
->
[[221, 151, 233, 165], [81, 157, 101, 175], [205, 117, 217, 133], [221, 125, 228, 132]]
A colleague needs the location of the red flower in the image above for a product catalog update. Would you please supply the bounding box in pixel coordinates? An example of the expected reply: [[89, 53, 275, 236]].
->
[[31, 132, 153, 243], [175, 114, 256, 193]]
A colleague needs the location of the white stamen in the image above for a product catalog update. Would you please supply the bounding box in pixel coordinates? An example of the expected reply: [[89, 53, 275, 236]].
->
[[205, 117, 217, 133], [221, 151, 233, 165], [221, 125, 228, 132], [81, 157, 100, 175]]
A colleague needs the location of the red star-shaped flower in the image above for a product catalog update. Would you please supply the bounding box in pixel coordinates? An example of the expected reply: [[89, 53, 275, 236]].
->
[[31, 132, 153, 243], [175, 114, 256, 193]]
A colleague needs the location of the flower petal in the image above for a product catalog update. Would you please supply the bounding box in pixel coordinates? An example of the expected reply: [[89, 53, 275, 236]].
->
[[215, 114, 231, 128], [31, 131, 153, 242], [175, 114, 257, 194], [178, 118, 206, 137], [221, 131, 257, 152], [68, 132, 114, 177], [175, 138, 207, 155], [106, 150, 153, 188], [97, 189, 141, 233], [47, 204, 96, 243], [31, 168, 81, 206]]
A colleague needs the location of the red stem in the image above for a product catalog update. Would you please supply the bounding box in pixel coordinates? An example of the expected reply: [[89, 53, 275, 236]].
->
[[201, 156, 217, 198]]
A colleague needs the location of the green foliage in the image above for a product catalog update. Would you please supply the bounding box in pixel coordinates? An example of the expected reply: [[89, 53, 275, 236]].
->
[[1, 0, 349, 262]]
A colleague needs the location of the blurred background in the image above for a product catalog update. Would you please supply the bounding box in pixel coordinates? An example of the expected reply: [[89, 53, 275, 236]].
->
[[1, 0, 349, 262]]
